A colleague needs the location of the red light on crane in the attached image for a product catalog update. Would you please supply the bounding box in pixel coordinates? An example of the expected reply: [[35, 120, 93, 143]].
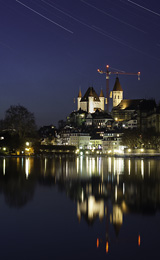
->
[[97, 64, 141, 112]]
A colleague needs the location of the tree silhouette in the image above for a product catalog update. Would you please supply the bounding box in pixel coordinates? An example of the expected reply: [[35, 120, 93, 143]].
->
[[4, 105, 37, 140]]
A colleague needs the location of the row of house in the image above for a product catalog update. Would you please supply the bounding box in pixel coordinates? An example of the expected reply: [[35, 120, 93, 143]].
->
[[60, 127, 123, 154]]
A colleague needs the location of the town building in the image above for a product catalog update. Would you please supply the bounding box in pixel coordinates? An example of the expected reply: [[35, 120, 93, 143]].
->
[[69, 132, 91, 149], [85, 110, 114, 129], [102, 131, 124, 154], [89, 135, 103, 150]]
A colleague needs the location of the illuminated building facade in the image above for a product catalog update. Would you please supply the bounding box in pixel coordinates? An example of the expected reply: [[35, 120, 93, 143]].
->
[[122, 119, 137, 129], [90, 135, 103, 149], [77, 87, 105, 113], [69, 132, 90, 149], [102, 131, 123, 153], [112, 77, 123, 107], [85, 110, 114, 128]]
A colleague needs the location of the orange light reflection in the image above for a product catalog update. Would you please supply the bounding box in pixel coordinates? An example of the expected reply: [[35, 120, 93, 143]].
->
[[138, 235, 141, 246], [106, 242, 109, 253], [97, 238, 99, 248]]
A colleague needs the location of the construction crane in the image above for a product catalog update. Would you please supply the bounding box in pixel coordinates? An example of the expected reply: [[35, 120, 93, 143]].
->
[[97, 65, 140, 113]]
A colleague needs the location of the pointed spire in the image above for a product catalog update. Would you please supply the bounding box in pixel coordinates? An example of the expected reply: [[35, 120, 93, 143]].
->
[[89, 87, 93, 96], [78, 89, 82, 98], [99, 88, 104, 97], [113, 77, 123, 91]]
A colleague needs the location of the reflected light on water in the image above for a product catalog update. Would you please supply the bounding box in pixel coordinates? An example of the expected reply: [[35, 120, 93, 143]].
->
[[86, 156, 89, 173], [128, 160, 131, 175], [89, 158, 92, 176], [92, 158, 95, 174], [21, 158, 24, 168], [25, 158, 30, 179], [123, 183, 125, 195], [97, 157, 101, 175], [115, 185, 117, 202], [44, 158, 47, 175], [3, 158, 5, 175], [138, 235, 141, 246], [135, 160, 138, 174], [106, 242, 109, 253], [141, 160, 144, 178], [81, 189, 84, 202], [114, 159, 116, 175], [108, 157, 111, 173], [97, 238, 99, 248], [80, 156, 83, 174], [148, 161, 151, 176], [76, 157, 79, 174], [77, 196, 104, 221], [66, 161, 68, 177]]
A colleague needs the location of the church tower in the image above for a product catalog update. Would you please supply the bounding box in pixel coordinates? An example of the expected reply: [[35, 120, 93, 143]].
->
[[77, 89, 82, 110], [112, 77, 123, 107]]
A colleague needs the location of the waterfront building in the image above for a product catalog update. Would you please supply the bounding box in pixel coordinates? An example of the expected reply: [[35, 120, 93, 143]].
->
[[69, 132, 91, 149], [102, 131, 123, 154], [60, 125, 74, 145], [89, 135, 103, 150]]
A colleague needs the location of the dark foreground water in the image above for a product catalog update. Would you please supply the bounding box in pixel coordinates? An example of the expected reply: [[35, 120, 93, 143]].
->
[[0, 155, 160, 260]]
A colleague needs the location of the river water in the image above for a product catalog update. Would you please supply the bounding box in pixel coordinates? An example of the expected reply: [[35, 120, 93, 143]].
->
[[0, 155, 160, 259]]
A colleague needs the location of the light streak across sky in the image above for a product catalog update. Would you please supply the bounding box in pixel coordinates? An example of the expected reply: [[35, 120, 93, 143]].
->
[[80, 0, 146, 33], [128, 0, 160, 17], [15, 0, 74, 34], [0, 0, 159, 127], [92, 25, 160, 61], [40, 0, 101, 31], [16, 0, 160, 62], [40, 0, 158, 60]]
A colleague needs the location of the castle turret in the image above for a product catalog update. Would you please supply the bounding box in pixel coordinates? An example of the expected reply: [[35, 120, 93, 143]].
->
[[77, 89, 82, 110], [88, 88, 94, 113], [112, 77, 123, 107], [99, 89, 105, 111]]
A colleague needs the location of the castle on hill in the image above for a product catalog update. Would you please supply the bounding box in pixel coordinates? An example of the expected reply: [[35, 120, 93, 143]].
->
[[77, 87, 105, 113], [76, 77, 159, 132], [77, 77, 123, 114]]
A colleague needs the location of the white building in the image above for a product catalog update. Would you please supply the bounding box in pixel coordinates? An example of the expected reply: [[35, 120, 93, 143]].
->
[[102, 132, 123, 153], [77, 87, 105, 113], [112, 77, 123, 108], [69, 133, 90, 149], [122, 119, 137, 129]]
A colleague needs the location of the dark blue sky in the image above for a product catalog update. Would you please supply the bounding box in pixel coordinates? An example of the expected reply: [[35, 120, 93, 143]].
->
[[0, 0, 160, 126]]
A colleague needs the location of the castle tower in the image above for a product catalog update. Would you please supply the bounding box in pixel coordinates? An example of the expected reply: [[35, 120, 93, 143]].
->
[[99, 89, 105, 111], [112, 77, 123, 107], [77, 89, 82, 110], [88, 88, 94, 113]]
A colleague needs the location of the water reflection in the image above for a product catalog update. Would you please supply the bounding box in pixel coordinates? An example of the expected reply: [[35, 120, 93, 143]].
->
[[1, 156, 160, 208], [0, 156, 160, 256], [3, 158, 5, 175]]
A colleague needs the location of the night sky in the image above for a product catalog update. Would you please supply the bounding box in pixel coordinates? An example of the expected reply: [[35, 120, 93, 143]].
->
[[0, 0, 160, 126]]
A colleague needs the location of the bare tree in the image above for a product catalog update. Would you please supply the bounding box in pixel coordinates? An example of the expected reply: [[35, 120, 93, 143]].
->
[[4, 105, 37, 139]]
